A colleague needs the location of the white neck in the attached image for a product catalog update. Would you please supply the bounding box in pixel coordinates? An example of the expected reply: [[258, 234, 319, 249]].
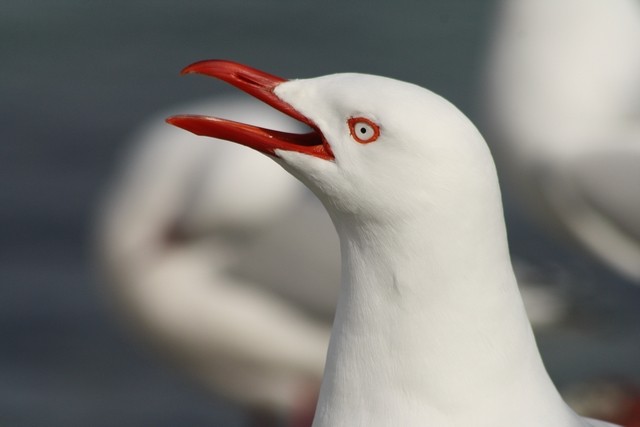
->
[[312, 182, 580, 426]]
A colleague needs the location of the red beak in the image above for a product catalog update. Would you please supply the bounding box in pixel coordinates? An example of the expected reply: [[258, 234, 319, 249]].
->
[[166, 60, 334, 161]]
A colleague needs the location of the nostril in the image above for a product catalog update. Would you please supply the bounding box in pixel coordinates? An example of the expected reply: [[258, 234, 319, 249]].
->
[[236, 72, 262, 87], [236, 70, 285, 89]]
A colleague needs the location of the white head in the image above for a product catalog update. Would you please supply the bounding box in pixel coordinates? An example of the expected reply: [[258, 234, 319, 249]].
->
[[168, 61, 500, 230]]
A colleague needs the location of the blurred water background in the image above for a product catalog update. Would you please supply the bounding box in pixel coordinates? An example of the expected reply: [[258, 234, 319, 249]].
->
[[1, 1, 639, 426]]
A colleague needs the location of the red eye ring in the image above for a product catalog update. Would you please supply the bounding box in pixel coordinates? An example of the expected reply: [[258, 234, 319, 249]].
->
[[348, 117, 380, 144]]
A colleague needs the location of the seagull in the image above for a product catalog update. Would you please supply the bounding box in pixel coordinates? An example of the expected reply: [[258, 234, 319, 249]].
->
[[98, 81, 567, 426], [96, 96, 340, 425], [483, 0, 640, 281], [168, 60, 618, 427]]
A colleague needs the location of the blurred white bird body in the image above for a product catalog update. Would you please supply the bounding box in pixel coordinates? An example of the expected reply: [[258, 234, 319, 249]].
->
[[98, 97, 339, 414], [168, 61, 618, 427], [485, 0, 640, 280]]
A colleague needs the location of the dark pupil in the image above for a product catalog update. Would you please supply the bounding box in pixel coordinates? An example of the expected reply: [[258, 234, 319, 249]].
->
[[359, 127, 367, 134]]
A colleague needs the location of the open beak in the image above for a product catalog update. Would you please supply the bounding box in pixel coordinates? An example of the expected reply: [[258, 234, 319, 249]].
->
[[166, 60, 334, 161]]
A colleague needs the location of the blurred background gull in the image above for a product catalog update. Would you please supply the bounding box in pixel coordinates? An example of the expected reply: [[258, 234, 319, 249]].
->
[[484, 0, 640, 282], [1, 1, 639, 426], [482, 1, 640, 423], [96, 96, 338, 427]]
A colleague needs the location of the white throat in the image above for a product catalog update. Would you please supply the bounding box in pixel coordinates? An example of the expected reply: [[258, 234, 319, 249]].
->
[[311, 172, 581, 427]]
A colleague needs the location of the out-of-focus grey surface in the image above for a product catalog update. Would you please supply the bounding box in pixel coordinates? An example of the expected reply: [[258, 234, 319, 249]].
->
[[1, 1, 638, 426]]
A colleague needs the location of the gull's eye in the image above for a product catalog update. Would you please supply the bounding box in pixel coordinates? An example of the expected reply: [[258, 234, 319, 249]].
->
[[348, 117, 380, 144]]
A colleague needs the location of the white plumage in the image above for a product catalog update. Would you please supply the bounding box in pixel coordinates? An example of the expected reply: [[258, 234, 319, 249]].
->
[[168, 61, 619, 427]]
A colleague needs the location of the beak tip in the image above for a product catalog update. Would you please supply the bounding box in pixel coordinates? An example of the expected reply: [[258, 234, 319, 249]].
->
[[165, 115, 210, 137], [165, 116, 189, 131], [179, 59, 222, 76]]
